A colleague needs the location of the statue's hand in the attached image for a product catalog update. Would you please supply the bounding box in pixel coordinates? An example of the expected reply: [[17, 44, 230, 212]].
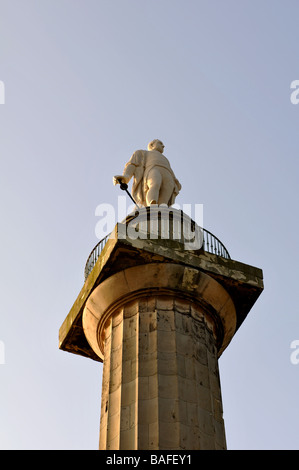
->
[[113, 175, 128, 186]]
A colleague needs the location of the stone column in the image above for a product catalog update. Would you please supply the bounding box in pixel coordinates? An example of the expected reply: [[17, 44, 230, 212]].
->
[[59, 216, 263, 450], [82, 263, 237, 450]]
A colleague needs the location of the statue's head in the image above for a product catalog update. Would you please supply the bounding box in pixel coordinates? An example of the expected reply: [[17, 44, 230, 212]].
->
[[147, 139, 165, 153]]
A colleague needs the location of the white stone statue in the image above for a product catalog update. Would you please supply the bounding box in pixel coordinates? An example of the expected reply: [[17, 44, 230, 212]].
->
[[113, 139, 181, 207]]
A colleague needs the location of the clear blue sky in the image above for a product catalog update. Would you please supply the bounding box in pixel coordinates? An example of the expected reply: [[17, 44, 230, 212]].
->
[[1, 0, 299, 450]]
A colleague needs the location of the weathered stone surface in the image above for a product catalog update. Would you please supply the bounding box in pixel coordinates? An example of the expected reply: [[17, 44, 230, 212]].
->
[[89, 289, 227, 450], [82, 263, 237, 359], [59, 225, 263, 361], [58, 221, 263, 450]]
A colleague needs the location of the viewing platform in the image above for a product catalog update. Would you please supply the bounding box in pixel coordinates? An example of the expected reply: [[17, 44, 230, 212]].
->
[[84, 207, 231, 280]]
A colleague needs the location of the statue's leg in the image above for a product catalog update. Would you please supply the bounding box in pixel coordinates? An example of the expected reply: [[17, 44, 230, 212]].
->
[[146, 168, 162, 205], [158, 169, 175, 205]]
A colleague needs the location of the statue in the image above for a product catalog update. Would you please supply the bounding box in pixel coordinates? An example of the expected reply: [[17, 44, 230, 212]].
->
[[113, 139, 181, 207]]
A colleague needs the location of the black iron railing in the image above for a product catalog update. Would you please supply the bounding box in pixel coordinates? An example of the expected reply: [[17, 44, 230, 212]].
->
[[202, 228, 230, 260], [84, 227, 230, 280]]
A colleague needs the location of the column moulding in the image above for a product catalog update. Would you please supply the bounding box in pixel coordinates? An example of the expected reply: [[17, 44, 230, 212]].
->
[[82, 262, 237, 362]]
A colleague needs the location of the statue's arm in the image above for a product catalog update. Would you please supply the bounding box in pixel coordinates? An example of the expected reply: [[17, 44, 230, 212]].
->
[[168, 165, 181, 195], [174, 177, 182, 194], [113, 151, 143, 186], [113, 168, 134, 185]]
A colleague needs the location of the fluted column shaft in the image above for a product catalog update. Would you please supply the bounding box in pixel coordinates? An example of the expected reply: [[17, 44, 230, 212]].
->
[[82, 262, 237, 450], [99, 295, 226, 450]]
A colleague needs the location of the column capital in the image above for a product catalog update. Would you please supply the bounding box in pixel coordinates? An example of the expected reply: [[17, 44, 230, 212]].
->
[[59, 224, 263, 362], [83, 262, 237, 361]]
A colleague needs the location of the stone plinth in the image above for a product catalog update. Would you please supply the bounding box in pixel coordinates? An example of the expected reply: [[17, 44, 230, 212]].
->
[[59, 221, 264, 450]]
